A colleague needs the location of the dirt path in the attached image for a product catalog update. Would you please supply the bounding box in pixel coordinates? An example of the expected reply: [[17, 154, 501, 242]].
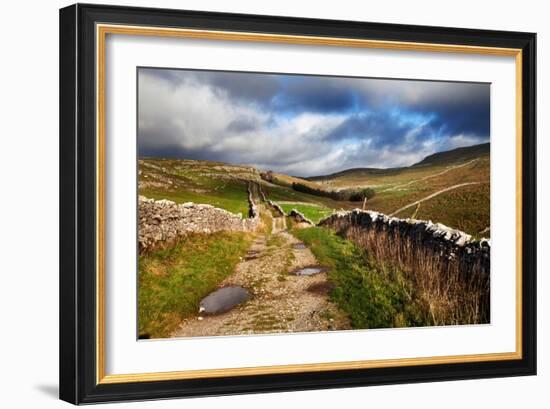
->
[[271, 214, 287, 233], [171, 209, 350, 338], [389, 182, 483, 217]]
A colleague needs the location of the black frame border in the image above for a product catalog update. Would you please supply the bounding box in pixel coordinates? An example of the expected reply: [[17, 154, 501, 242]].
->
[[59, 3, 536, 404]]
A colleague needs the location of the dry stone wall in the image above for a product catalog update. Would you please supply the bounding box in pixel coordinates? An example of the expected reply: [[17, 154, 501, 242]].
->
[[318, 209, 490, 277], [266, 200, 285, 217], [258, 184, 267, 203], [247, 183, 259, 218], [288, 209, 315, 226], [139, 195, 259, 253], [318, 209, 490, 322]]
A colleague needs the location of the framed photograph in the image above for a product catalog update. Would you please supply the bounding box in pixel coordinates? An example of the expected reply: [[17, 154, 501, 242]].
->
[[59, 3, 536, 404]]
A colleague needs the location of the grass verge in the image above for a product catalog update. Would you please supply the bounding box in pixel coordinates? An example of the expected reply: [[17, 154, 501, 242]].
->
[[138, 231, 252, 338], [293, 227, 431, 329]]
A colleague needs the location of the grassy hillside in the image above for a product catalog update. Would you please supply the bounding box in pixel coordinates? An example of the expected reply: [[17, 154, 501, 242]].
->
[[139, 159, 258, 216], [365, 156, 489, 217], [413, 142, 490, 166], [395, 182, 490, 235], [300, 143, 490, 236], [139, 142, 490, 236]]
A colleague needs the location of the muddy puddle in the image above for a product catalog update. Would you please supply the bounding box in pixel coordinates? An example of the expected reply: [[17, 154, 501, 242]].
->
[[199, 286, 250, 314], [292, 266, 326, 276]]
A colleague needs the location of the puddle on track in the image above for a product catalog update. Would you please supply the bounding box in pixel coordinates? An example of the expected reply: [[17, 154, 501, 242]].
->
[[292, 266, 326, 276], [292, 243, 307, 250], [199, 286, 250, 314]]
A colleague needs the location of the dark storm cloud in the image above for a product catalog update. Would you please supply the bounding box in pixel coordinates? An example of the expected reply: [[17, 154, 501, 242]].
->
[[427, 95, 490, 138], [357, 79, 490, 139], [325, 111, 426, 149], [271, 76, 357, 113], [138, 68, 490, 175]]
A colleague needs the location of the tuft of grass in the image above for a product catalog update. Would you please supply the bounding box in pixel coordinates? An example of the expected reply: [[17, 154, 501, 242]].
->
[[266, 234, 286, 248], [293, 227, 431, 329], [138, 231, 252, 338], [259, 209, 273, 236]]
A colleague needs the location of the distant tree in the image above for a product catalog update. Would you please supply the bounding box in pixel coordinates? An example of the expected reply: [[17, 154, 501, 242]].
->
[[362, 188, 376, 200], [339, 187, 376, 202], [291, 182, 375, 202]]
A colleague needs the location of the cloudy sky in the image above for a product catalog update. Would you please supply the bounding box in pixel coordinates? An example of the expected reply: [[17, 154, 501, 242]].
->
[[138, 68, 490, 177]]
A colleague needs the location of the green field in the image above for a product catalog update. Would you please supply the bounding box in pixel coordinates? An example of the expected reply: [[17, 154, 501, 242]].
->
[[260, 181, 347, 209], [278, 203, 334, 224]]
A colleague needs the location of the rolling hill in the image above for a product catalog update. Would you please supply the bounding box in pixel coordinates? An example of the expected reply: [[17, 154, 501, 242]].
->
[[139, 142, 490, 236], [307, 142, 489, 182], [412, 142, 490, 167]]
